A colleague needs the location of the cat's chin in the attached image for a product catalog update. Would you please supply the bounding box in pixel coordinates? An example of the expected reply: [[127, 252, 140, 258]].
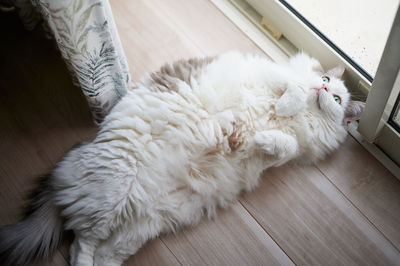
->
[[316, 94, 321, 109], [307, 91, 322, 110], [316, 90, 331, 110]]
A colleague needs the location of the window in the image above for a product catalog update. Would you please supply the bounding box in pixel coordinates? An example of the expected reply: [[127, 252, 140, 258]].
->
[[282, 0, 398, 78]]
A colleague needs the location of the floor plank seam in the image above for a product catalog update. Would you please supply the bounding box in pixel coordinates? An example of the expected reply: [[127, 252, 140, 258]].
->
[[159, 237, 184, 266], [313, 164, 400, 254], [237, 200, 297, 265]]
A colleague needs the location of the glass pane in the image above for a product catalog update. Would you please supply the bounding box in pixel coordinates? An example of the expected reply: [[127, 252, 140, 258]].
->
[[283, 0, 399, 78]]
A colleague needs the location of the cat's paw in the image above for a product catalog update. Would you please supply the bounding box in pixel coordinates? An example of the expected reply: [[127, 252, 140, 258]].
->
[[275, 85, 306, 117], [275, 101, 295, 117], [275, 97, 306, 117], [254, 130, 298, 159], [254, 131, 278, 155]]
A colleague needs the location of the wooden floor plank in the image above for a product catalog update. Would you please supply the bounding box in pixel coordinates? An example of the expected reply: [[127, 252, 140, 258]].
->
[[317, 136, 400, 250], [240, 164, 400, 265], [161, 203, 294, 266], [124, 238, 180, 266], [148, 0, 264, 56], [110, 0, 263, 80], [110, 0, 203, 80]]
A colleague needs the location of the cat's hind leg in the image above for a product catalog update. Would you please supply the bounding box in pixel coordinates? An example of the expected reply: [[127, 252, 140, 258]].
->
[[70, 234, 100, 266], [93, 224, 156, 266]]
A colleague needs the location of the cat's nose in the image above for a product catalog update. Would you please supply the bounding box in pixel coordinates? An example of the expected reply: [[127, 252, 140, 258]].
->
[[320, 84, 328, 92]]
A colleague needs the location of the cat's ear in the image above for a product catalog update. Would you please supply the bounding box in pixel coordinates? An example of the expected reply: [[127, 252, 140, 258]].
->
[[344, 100, 365, 123], [327, 65, 345, 78]]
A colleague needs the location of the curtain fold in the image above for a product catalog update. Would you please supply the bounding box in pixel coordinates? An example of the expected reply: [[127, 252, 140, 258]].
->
[[8, 0, 132, 122]]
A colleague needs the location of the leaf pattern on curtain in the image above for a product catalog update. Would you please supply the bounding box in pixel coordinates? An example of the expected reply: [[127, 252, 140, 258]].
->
[[29, 0, 131, 121]]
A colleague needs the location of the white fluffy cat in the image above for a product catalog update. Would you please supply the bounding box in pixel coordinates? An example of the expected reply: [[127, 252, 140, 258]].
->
[[0, 52, 364, 265]]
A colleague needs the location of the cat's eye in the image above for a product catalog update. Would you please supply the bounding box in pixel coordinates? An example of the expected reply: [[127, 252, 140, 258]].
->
[[333, 94, 341, 104], [322, 76, 330, 83]]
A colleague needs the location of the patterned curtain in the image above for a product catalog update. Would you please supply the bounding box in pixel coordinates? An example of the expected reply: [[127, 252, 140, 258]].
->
[[5, 0, 131, 122]]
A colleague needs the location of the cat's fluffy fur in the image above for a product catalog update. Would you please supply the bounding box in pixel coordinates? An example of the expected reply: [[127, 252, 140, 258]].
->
[[0, 52, 364, 265]]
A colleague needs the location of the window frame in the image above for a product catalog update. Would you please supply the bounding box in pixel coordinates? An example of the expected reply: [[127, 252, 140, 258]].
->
[[358, 5, 400, 166]]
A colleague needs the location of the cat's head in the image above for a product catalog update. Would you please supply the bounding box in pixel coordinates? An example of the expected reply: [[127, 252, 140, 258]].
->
[[289, 53, 365, 161], [289, 53, 365, 125]]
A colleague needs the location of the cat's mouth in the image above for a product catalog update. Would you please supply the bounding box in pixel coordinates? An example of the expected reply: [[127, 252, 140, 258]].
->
[[315, 86, 327, 109], [315, 84, 328, 95]]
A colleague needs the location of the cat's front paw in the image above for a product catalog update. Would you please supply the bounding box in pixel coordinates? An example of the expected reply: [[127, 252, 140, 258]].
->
[[275, 85, 306, 117], [254, 131, 277, 155], [275, 101, 295, 117], [275, 97, 306, 117], [254, 130, 298, 160]]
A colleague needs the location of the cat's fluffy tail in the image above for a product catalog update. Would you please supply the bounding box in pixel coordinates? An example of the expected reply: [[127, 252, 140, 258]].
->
[[0, 173, 63, 265]]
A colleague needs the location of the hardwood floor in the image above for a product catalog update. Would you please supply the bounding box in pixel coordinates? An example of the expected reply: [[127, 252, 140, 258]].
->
[[0, 0, 399, 265]]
